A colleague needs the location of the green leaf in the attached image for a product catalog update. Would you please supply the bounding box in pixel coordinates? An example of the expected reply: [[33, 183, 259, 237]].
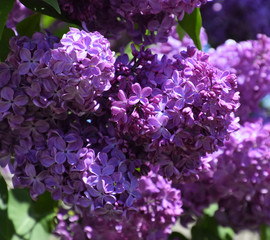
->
[[169, 231, 189, 240], [29, 191, 58, 219], [8, 189, 36, 236], [0, 0, 15, 39], [0, 177, 16, 240], [0, 27, 15, 62], [203, 203, 218, 217], [0, 176, 8, 210], [42, 0, 61, 14], [20, 0, 61, 20], [8, 189, 57, 238], [178, 8, 202, 50], [260, 224, 270, 240], [176, 24, 185, 41], [20, 0, 78, 25], [217, 226, 234, 240], [0, 209, 16, 240], [191, 215, 234, 240], [41, 15, 55, 28], [17, 14, 41, 37]]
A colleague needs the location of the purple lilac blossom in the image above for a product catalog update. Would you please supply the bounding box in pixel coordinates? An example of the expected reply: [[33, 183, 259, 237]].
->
[[212, 120, 270, 231], [6, 0, 33, 34], [209, 34, 270, 122], [58, 0, 207, 44], [180, 120, 270, 231], [0, 30, 143, 217], [150, 26, 209, 59], [0, 28, 115, 117], [109, 45, 240, 181], [200, 0, 270, 47], [49, 28, 115, 115], [54, 167, 183, 240]]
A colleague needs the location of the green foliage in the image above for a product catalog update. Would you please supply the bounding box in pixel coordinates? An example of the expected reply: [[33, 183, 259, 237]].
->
[[41, 15, 55, 28], [0, 176, 57, 240], [0, 177, 15, 240], [17, 14, 41, 37], [42, 0, 61, 14], [178, 8, 202, 50], [0, 0, 15, 39], [0, 27, 15, 62], [169, 231, 189, 240], [203, 203, 218, 217], [176, 24, 185, 41], [20, 0, 68, 23], [191, 214, 234, 240], [7, 189, 57, 239], [260, 224, 270, 240]]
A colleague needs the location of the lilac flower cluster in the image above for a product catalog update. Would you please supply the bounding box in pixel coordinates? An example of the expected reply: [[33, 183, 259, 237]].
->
[[6, 0, 33, 33], [109, 45, 240, 180], [0, 29, 140, 216], [1, 29, 183, 225], [180, 120, 270, 231], [209, 34, 270, 122], [50, 28, 115, 115], [54, 167, 182, 240], [150, 26, 208, 59], [200, 0, 270, 46], [212, 120, 270, 231], [177, 152, 219, 225], [58, 0, 207, 44]]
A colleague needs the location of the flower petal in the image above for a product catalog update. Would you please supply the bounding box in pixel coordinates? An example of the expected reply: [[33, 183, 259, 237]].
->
[[1, 87, 14, 100], [131, 83, 141, 95], [55, 152, 66, 164]]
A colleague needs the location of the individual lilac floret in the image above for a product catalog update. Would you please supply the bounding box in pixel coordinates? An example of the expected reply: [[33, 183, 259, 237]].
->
[[50, 28, 115, 115], [181, 120, 270, 231], [200, 0, 270, 47], [109, 45, 240, 181], [54, 167, 182, 240], [6, 0, 33, 34], [58, 0, 207, 44], [209, 34, 270, 122], [150, 26, 209, 59]]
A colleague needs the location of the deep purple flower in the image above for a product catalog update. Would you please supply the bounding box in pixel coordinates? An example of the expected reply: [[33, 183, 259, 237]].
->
[[19, 163, 47, 197], [0, 87, 28, 114], [54, 167, 183, 240], [129, 83, 152, 105], [110, 45, 240, 181], [104, 172, 125, 194], [18, 48, 44, 75], [173, 81, 195, 110], [49, 28, 115, 115], [181, 120, 270, 231], [49, 133, 83, 165], [86, 180, 117, 207], [87, 153, 115, 185], [6, 0, 33, 32], [0, 63, 11, 88], [58, 0, 207, 45], [148, 115, 171, 139]]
